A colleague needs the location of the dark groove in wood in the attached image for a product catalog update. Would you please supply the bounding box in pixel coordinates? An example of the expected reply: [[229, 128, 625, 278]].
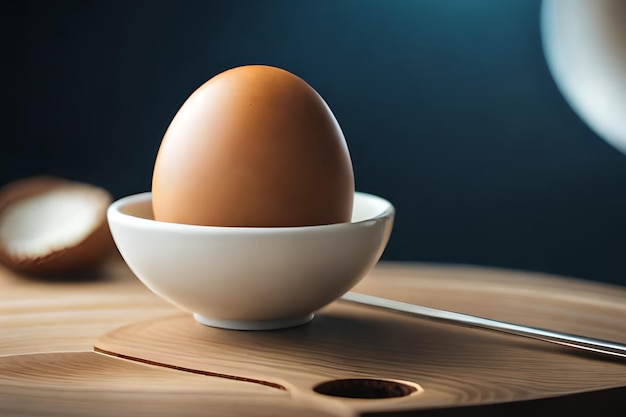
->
[[93, 346, 287, 391]]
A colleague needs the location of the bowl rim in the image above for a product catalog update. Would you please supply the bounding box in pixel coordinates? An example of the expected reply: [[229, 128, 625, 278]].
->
[[107, 191, 394, 234]]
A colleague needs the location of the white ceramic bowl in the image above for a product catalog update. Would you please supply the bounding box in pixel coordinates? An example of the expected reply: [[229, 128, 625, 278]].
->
[[107, 192, 394, 330]]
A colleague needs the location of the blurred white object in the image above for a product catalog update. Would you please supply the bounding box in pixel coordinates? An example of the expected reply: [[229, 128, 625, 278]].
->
[[542, 0, 626, 154]]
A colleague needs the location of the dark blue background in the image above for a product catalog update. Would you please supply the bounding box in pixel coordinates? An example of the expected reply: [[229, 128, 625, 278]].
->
[[3, 1, 626, 285]]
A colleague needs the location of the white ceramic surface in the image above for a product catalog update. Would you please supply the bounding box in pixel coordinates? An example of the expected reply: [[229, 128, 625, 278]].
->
[[107, 192, 394, 330], [542, 0, 626, 155]]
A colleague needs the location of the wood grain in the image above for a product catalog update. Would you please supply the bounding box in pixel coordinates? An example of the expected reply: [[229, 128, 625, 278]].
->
[[0, 258, 177, 356], [94, 263, 626, 416], [0, 352, 336, 417], [2, 257, 626, 416]]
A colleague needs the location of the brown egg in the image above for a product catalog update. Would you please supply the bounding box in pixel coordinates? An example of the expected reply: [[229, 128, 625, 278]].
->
[[152, 65, 354, 227]]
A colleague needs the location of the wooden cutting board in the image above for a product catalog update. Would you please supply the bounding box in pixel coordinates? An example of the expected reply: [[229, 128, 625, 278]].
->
[[2, 260, 626, 416]]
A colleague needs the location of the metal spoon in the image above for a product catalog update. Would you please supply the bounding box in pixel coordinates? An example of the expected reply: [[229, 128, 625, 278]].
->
[[341, 292, 626, 359]]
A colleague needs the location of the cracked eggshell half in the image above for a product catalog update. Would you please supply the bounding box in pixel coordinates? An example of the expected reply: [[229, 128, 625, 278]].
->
[[0, 176, 114, 276]]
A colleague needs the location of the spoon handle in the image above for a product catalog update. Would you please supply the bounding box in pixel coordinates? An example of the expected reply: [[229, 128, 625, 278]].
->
[[341, 292, 626, 359]]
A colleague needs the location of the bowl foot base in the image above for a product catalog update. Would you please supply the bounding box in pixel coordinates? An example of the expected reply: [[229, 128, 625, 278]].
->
[[192, 313, 315, 330]]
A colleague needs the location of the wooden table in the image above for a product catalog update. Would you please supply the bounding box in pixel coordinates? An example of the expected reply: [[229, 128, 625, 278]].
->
[[1, 256, 625, 416]]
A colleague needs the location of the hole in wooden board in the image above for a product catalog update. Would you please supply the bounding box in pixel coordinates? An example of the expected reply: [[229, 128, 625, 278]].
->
[[313, 378, 420, 399]]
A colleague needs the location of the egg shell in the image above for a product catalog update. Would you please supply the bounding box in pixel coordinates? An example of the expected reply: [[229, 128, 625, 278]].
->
[[152, 65, 354, 227], [0, 176, 114, 277]]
